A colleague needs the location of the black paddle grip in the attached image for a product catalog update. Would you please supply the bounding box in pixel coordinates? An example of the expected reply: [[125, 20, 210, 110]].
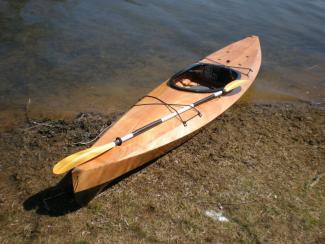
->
[[132, 119, 162, 136], [193, 94, 215, 107]]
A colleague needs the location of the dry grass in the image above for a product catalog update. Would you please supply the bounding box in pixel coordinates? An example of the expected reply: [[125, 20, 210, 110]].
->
[[0, 103, 324, 243]]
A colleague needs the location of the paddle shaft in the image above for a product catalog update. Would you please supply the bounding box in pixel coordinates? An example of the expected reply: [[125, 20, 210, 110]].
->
[[114, 90, 223, 146], [53, 79, 247, 174]]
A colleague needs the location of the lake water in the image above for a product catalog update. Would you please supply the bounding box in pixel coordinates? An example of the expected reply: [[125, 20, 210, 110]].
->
[[0, 0, 324, 130]]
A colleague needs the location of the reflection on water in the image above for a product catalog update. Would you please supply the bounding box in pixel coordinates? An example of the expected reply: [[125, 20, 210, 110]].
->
[[0, 0, 324, 130]]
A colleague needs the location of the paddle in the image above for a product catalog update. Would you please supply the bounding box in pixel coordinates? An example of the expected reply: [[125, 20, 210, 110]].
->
[[53, 79, 247, 174]]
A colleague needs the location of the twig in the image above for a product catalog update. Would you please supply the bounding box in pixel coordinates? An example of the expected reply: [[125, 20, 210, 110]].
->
[[305, 64, 319, 71], [73, 124, 112, 145], [25, 97, 31, 123], [24, 121, 56, 130], [219, 200, 257, 206], [310, 172, 325, 188], [198, 199, 258, 208], [23, 97, 57, 129]]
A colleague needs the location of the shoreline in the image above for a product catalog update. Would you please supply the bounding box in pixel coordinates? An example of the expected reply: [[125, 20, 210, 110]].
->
[[1, 98, 324, 134], [0, 102, 324, 242]]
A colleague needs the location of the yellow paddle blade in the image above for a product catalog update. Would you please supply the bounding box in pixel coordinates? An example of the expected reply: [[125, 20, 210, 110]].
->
[[53, 141, 116, 175], [224, 79, 248, 93]]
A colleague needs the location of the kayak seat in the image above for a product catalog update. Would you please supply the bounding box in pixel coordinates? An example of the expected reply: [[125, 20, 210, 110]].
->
[[168, 63, 240, 93]]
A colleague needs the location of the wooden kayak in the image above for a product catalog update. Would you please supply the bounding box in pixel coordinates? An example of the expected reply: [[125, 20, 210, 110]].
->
[[71, 36, 261, 194]]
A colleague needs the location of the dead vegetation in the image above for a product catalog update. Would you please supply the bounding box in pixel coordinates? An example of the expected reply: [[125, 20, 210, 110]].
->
[[0, 103, 324, 243]]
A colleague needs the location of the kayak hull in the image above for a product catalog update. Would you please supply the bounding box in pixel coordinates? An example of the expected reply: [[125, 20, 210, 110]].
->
[[72, 36, 262, 193]]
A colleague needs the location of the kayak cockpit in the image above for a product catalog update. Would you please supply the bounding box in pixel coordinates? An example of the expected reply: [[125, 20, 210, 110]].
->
[[168, 63, 240, 93]]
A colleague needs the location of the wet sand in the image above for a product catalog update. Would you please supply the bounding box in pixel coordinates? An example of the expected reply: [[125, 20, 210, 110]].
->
[[0, 103, 324, 243]]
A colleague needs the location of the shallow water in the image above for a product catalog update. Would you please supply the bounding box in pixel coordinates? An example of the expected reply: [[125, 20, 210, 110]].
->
[[1, 0, 324, 129]]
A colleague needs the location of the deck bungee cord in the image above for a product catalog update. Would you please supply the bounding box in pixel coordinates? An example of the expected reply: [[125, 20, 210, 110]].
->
[[134, 95, 202, 127], [52, 79, 248, 175]]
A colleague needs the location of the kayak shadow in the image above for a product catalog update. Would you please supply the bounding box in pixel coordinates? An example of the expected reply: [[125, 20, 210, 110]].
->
[[23, 172, 80, 217], [23, 160, 156, 217]]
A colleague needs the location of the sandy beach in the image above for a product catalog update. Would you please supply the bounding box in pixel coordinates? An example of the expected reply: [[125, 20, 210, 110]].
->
[[0, 102, 324, 243]]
